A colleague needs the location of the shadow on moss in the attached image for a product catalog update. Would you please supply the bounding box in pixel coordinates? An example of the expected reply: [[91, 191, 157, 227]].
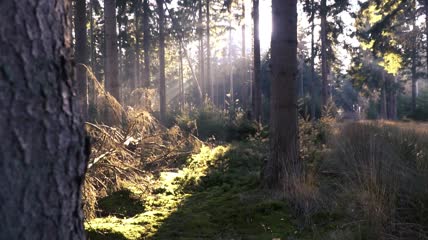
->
[[97, 189, 145, 218]]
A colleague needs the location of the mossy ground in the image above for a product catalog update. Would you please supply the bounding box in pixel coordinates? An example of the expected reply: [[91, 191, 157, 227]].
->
[[85, 140, 307, 240]]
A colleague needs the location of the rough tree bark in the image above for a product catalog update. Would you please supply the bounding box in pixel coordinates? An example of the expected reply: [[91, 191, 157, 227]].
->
[[0, 0, 88, 239], [143, 0, 151, 87], [75, 0, 88, 120], [320, 0, 328, 107], [157, 0, 166, 123], [263, 0, 301, 190], [105, 0, 120, 101], [252, 0, 262, 122]]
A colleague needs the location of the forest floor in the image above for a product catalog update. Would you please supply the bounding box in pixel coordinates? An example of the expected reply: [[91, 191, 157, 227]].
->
[[85, 119, 428, 240], [85, 139, 313, 240]]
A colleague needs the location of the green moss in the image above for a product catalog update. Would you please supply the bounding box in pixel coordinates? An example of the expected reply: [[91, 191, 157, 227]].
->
[[86, 141, 301, 239], [85, 217, 146, 240]]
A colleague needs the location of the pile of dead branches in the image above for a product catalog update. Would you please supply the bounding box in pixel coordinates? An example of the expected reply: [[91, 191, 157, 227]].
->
[[82, 108, 202, 219]]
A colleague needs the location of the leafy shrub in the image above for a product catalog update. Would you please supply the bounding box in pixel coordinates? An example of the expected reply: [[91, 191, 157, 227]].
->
[[175, 102, 257, 141]]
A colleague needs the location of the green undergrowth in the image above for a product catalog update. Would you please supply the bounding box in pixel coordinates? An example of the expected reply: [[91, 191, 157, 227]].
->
[[85, 140, 307, 240]]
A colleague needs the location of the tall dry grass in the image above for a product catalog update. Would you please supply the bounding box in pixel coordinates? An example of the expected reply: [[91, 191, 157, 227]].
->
[[324, 122, 428, 239]]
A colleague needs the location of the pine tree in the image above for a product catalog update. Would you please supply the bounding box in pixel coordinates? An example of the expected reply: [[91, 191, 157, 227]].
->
[[263, 0, 301, 190], [105, 0, 120, 101], [0, 1, 88, 238], [75, 0, 88, 120]]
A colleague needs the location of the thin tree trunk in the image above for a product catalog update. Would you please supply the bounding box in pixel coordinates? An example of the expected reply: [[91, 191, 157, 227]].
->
[[310, 0, 316, 120], [391, 75, 397, 120], [179, 46, 185, 111], [412, 49, 417, 115], [425, 0, 428, 76], [157, 0, 166, 123], [105, 0, 120, 101], [242, 0, 246, 58], [163, 4, 203, 99], [0, 1, 88, 238], [135, 0, 141, 89], [117, 19, 123, 98], [380, 71, 387, 119], [229, 21, 235, 119], [75, 0, 88, 120], [299, 61, 304, 97], [320, 0, 328, 107], [143, 0, 151, 87], [207, 0, 213, 101], [263, 0, 301, 191], [198, 0, 205, 99], [90, 0, 96, 69], [241, 0, 248, 112], [411, 17, 418, 114], [89, 0, 96, 118], [252, 0, 262, 122]]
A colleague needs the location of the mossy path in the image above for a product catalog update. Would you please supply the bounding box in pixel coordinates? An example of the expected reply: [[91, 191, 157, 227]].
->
[[85, 140, 305, 240]]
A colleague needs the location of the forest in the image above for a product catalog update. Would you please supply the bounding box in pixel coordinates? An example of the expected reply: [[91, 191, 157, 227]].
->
[[1, 0, 428, 239]]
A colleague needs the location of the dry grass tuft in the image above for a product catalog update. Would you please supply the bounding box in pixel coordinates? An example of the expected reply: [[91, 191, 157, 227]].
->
[[324, 122, 428, 239], [86, 67, 128, 127]]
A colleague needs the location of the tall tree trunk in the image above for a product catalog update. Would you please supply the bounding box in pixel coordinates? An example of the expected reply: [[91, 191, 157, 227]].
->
[[241, 0, 249, 112], [75, 0, 88, 120], [198, 0, 205, 99], [117, 18, 123, 99], [299, 61, 304, 97], [207, 0, 213, 101], [380, 71, 387, 119], [179, 46, 185, 111], [164, 5, 202, 99], [252, 0, 262, 122], [310, 0, 316, 120], [143, 0, 151, 87], [90, 0, 96, 69], [0, 1, 88, 239], [390, 75, 397, 120], [105, 0, 120, 101], [425, 0, 428, 76], [242, 0, 246, 58], [411, 18, 418, 115], [134, 0, 141, 89], [320, 0, 328, 107], [412, 46, 417, 115], [89, 0, 96, 118], [229, 21, 235, 120], [263, 0, 301, 190], [157, 0, 166, 123]]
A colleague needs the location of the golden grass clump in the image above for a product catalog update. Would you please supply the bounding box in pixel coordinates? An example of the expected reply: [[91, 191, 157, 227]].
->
[[325, 122, 428, 239], [86, 67, 128, 127]]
